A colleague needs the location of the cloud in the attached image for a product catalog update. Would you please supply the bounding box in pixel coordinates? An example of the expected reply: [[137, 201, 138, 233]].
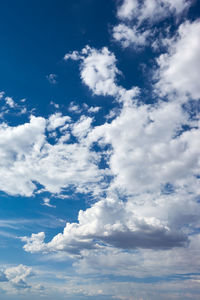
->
[[47, 112, 71, 131], [0, 113, 107, 197], [21, 196, 188, 255], [156, 20, 200, 100], [114, 0, 192, 50], [68, 101, 82, 114], [88, 100, 200, 196], [117, 0, 190, 23], [113, 24, 150, 48], [21, 89, 200, 256], [5, 96, 15, 108], [0, 265, 33, 289], [42, 198, 56, 208], [64, 46, 139, 103], [46, 73, 57, 84]]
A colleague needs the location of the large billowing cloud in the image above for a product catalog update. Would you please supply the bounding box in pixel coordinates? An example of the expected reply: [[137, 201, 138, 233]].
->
[[21, 95, 200, 254], [21, 197, 188, 254], [156, 20, 200, 100]]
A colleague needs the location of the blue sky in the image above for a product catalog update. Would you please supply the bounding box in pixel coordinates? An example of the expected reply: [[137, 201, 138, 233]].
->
[[0, 0, 200, 299]]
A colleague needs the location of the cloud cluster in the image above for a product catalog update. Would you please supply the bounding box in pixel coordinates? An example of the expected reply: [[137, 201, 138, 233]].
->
[[21, 98, 200, 255], [1, 2, 200, 297], [0, 265, 33, 290], [113, 0, 192, 49], [117, 0, 190, 22], [0, 113, 106, 197]]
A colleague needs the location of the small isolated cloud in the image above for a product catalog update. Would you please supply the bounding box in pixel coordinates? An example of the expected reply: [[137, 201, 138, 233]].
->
[[50, 101, 59, 109], [68, 101, 82, 114], [64, 46, 139, 103], [46, 73, 57, 84], [42, 198, 56, 208]]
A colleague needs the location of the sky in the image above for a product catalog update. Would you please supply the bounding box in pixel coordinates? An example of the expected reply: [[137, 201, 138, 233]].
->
[[0, 0, 200, 299]]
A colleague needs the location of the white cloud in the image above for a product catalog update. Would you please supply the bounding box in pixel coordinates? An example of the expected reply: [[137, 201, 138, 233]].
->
[[42, 198, 56, 208], [3, 264, 33, 289], [47, 112, 71, 131], [68, 101, 82, 114], [117, 0, 191, 23], [117, 0, 138, 21], [113, 24, 150, 48], [5, 96, 15, 108], [114, 0, 192, 50], [0, 114, 106, 197], [156, 20, 200, 100], [22, 197, 187, 255], [83, 103, 101, 114], [88, 100, 200, 196], [79, 46, 120, 97], [72, 115, 93, 140], [21, 95, 200, 256], [64, 46, 138, 103]]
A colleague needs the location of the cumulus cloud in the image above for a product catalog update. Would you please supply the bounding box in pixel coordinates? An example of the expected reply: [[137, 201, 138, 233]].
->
[[0, 113, 107, 197], [64, 46, 138, 103], [0, 265, 33, 289], [113, 24, 150, 48], [21, 197, 188, 255], [47, 112, 71, 131], [156, 20, 200, 100], [21, 91, 200, 256], [89, 100, 200, 196], [113, 0, 192, 50], [117, 0, 190, 23]]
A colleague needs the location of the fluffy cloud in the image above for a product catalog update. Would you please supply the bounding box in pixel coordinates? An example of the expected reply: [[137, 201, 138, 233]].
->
[[156, 20, 200, 100], [47, 112, 71, 131], [64, 46, 138, 102], [117, 0, 190, 23], [113, 24, 150, 48], [21, 97, 200, 254], [89, 100, 200, 196], [22, 197, 187, 255], [0, 113, 106, 197], [0, 265, 33, 290], [113, 0, 192, 50]]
